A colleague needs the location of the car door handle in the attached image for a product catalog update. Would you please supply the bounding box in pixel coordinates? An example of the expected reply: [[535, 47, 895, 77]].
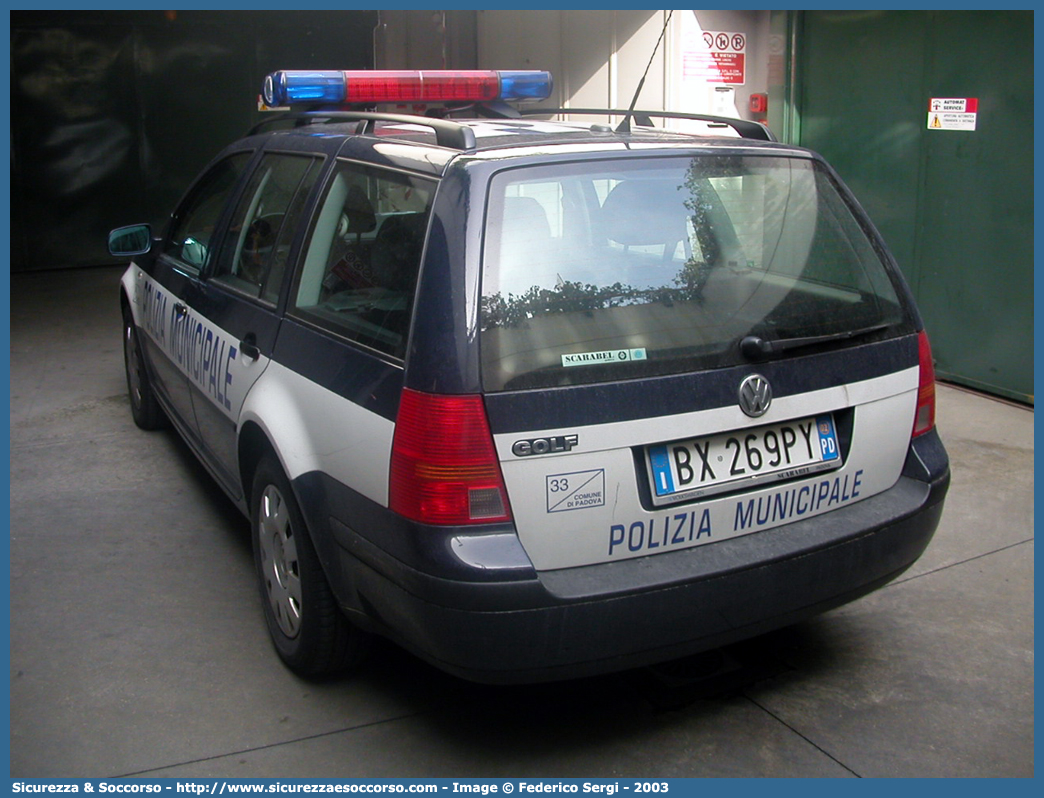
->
[[240, 332, 260, 361], [173, 302, 188, 318]]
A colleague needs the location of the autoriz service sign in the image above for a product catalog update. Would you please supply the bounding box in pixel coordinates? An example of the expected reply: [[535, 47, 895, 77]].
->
[[928, 97, 978, 131], [684, 30, 746, 85]]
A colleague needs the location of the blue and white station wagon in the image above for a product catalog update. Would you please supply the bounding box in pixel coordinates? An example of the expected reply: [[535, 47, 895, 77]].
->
[[109, 70, 949, 683]]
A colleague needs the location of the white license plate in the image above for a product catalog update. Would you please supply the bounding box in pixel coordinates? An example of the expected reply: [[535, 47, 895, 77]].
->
[[646, 414, 841, 506]]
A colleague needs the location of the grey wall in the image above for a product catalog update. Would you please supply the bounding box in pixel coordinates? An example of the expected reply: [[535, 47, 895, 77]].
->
[[473, 10, 771, 124]]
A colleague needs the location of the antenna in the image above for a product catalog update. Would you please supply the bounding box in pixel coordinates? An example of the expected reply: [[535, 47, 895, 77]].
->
[[617, 10, 674, 134]]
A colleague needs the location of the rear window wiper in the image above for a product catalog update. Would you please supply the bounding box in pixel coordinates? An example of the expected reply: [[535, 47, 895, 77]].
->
[[739, 323, 891, 361]]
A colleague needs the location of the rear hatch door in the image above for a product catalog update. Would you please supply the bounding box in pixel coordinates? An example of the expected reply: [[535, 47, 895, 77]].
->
[[478, 149, 920, 570]]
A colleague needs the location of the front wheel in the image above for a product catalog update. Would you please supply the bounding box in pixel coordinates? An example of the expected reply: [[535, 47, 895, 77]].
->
[[122, 307, 165, 430], [251, 455, 368, 677]]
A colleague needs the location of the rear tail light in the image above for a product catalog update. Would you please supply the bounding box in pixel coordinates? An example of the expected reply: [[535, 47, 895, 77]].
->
[[389, 388, 512, 525], [913, 330, 937, 437]]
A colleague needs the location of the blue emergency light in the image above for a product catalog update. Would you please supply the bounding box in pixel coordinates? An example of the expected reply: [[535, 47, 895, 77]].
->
[[262, 69, 553, 107]]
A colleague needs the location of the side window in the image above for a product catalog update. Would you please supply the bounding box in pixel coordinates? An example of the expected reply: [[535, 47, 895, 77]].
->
[[291, 161, 435, 359], [163, 153, 251, 270], [211, 153, 320, 302]]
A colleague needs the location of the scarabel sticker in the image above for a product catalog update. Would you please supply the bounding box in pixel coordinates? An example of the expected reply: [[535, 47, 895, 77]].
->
[[562, 348, 646, 368], [546, 469, 606, 513]]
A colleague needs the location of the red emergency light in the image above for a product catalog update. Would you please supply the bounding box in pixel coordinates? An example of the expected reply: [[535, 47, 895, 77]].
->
[[262, 70, 553, 107]]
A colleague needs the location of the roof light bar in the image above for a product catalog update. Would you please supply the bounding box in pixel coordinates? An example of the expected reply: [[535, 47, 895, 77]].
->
[[262, 70, 553, 108]]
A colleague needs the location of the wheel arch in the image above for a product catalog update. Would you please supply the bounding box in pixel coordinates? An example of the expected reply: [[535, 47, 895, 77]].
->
[[238, 420, 277, 510], [236, 369, 326, 511], [119, 266, 141, 325]]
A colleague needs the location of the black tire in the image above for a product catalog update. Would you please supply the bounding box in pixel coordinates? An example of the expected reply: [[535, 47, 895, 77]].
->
[[251, 455, 369, 677], [122, 306, 165, 430]]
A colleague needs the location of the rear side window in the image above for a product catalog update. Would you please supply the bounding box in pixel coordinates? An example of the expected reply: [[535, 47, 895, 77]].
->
[[480, 155, 908, 391], [291, 161, 435, 359], [210, 153, 321, 302]]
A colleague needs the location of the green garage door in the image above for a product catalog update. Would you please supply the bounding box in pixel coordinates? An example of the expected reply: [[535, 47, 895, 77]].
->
[[794, 10, 1032, 404]]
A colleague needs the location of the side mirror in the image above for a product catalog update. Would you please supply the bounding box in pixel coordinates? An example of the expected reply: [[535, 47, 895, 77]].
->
[[108, 224, 153, 257]]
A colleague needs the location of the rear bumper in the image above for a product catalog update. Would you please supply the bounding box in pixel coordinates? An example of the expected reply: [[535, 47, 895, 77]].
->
[[321, 431, 949, 684]]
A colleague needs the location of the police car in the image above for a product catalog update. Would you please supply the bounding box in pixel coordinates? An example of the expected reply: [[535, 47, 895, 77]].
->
[[109, 69, 949, 683]]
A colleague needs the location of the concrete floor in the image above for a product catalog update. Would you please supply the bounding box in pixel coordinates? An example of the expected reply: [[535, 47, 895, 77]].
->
[[8, 266, 1034, 778]]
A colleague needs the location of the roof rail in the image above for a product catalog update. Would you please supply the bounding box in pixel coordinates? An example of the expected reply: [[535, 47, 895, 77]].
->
[[246, 111, 477, 150], [518, 108, 776, 142]]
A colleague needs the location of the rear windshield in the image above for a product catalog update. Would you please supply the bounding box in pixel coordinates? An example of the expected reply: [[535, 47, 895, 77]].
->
[[479, 154, 908, 391]]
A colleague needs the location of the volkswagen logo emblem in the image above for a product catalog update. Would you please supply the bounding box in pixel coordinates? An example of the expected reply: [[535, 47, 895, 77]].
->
[[738, 374, 772, 418]]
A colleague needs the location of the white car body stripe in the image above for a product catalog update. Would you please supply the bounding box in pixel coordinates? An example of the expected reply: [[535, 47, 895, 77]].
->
[[129, 267, 270, 422], [126, 266, 395, 504], [241, 359, 394, 503], [495, 366, 919, 571]]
